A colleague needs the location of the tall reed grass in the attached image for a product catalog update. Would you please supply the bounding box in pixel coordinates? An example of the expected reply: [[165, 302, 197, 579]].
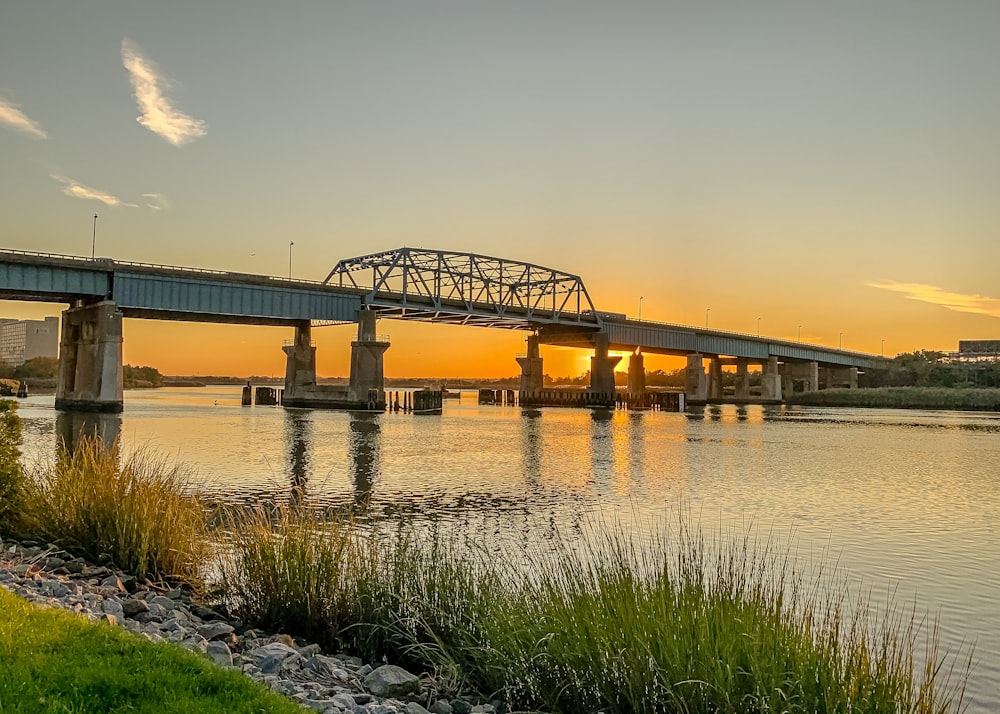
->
[[219, 510, 969, 713], [18, 437, 209, 581], [0, 400, 23, 532]]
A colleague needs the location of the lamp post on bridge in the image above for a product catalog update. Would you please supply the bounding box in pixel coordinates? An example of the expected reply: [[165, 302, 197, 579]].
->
[[797, 325, 802, 342], [839, 332, 844, 349], [756, 316, 761, 337], [881, 338, 885, 356], [705, 308, 710, 329], [91, 214, 98, 259], [288, 241, 294, 279], [638, 296, 643, 321]]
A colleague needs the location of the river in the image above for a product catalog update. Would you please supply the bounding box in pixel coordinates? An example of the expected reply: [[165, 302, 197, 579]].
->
[[14, 387, 1000, 712]]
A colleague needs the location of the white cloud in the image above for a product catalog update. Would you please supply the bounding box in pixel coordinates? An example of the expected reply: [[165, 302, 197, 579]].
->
[[867, 280, 1000, 318], [51, 174, 136, 208], [121, 38, 206, 146], [141, 193, 170, 211], [0, 98, 47, 139]]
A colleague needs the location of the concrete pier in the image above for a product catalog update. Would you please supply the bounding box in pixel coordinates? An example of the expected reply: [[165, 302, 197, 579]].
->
[[761, 356, 782, 403], [734, 358, 751, 401], [516, 335, 544, 395], [685, 354, 708, 404], [588, 333, 621, 406], [55, 300, 123, 413], [348, 310, 389, 408], [627, 351, 646, 395], [283, 311, 389, 410], [708, 358, 724, 402]]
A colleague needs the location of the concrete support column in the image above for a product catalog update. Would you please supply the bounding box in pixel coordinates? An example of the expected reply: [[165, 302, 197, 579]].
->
[[734, 358, 751, 401], [806, 361, 819, 392], [348, 310, 389, 406], [627, 351, 646, 395], [516, 335, 544, 394], [283, 322, 317, 402], [708, 357, 723, 402], [685, 353, 708, 404], [589, 333, 621, 397], [55, 300, 123, 413], [761, 356, 782, 403], [780, 363, 795, 399], [824, 366, 858, 389]]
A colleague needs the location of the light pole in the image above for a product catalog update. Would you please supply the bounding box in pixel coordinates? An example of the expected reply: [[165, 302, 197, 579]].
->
[[288, 241, 294, 279], [638, 295, 643, 321], [756, 316, 761, 337], [839, 332, 844, 349], [881, 338, 885, 356], [91, 214, 98, 258], [705, 308, 710, 329], [797, 325, 802, 342]]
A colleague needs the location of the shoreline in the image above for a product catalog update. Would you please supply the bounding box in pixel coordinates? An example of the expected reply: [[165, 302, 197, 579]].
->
[[788, 386, 1000, 412], [0, 536, 500, 714]]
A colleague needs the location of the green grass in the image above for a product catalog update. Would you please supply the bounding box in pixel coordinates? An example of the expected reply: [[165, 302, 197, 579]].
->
[[0, 587, 304, 713], [789, 386, 1000, 411], [16, 437, 210, 582], [219, 512, 970, 713]]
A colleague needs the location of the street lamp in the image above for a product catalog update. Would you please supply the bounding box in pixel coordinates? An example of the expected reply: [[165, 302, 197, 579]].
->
[[797, 325, 802, 342], [881, 338, 885, 356], [288, 241, 294, 279], [839, 332, 844, 349], [638, 295, 643, 321], [91, 214, 98, 258], [756, 316, 761, 337], [705, 308, 710, 329]]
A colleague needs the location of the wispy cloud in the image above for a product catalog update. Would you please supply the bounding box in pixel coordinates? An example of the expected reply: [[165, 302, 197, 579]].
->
[[51, 174, 136, 208], [867, 280, 1000, 318], [0, 98, 47, 139], [142, 193, 170, 211], [121, 38, 206, 146]]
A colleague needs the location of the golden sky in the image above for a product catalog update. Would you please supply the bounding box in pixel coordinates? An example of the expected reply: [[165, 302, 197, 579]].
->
[[3, 2, 999, 376]]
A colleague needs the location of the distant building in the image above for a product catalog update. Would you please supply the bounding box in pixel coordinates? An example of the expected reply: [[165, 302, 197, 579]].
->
[[955, 339, 1000, 361], [0, 316, 59, 366]]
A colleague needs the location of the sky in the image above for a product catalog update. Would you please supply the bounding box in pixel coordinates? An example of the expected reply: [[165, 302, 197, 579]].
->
[[2, 1, 1000, 378]]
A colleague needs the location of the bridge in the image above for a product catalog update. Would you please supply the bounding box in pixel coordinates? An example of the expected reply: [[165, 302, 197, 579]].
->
[[0, 247, 883, 412]]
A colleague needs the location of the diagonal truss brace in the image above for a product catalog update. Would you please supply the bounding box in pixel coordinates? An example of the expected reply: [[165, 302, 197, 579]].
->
[[324, 248, 602, 328]]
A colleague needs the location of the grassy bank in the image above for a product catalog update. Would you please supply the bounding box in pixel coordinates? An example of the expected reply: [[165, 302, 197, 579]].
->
[[219, 508, 969, 713], [15, 437, 209, 582], [0, 588, 304, 713], [789, 386, 1000, 411]]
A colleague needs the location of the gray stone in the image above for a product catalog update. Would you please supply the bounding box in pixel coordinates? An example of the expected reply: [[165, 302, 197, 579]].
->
[[102, 598, 125, 622], [205, 640, 233, 667], [13, 563, 32, 576], [197, 621, 235, 640], [100, 575, 125, 591], [122, 598, 149, 617], [364, 664, 421, 700], [406, 703, 432, 714], [331, 694, 357, 710], [149, 595, 176, 611], [450, 701, 472, 714], [429, 701, 453, 714], [247, 641, 299, 674]]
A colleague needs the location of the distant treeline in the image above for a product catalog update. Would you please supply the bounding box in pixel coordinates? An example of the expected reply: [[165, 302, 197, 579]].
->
[[861, 350, 1000, 389]]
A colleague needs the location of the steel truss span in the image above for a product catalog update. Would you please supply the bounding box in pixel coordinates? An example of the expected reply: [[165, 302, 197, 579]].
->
[[324, 248, 601, 329]]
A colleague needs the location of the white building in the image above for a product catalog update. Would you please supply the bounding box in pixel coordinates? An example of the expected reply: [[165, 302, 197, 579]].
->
[[0, 316, 59, 366]]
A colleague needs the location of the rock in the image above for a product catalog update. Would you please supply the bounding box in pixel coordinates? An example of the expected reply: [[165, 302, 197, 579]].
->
[[197, 621, 235, 640], [122, 598, 149, 617], [430, 701, 454, 714], [64, 560, 85, 574], [450, 700, 473, 714], [247, 642, 299, 674], [297, 643, 322, 658], [149, 595, 175, 611], [406, 703, 432, 714], [103, 599, 125, 622], [205, 640, 233, 667], [43, 557, 66, 570], [364, 664, 421, 700], [331, 693, 357, 710]]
